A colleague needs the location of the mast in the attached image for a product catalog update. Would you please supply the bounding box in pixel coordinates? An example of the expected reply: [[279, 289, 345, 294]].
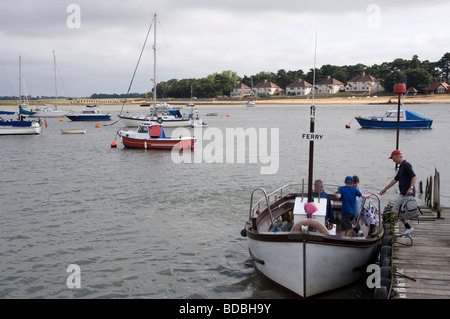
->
[[152, 13, 157, 116], [307, 32, 318, 203], [53, 50, 58, 108], [19, 55, 22, 104]]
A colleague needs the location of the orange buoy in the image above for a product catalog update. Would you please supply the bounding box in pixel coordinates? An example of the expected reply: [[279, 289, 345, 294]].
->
[[226, 113, 231, 117], [95, 123, 101, 128], [111, 141, 117, 148]]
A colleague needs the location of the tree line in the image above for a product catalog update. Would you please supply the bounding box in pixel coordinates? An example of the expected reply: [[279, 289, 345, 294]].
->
[[91, 53, 450, 99]]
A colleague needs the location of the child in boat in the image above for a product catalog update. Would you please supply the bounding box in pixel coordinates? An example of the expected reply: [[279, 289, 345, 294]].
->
[[335, 176, 372, 236]]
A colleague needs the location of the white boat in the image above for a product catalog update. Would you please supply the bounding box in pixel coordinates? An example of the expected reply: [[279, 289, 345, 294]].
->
[[118, 14, 190, 128], [246, 99, 255, 107], [241, 34, 383, 298], [243, 184, 382, 298], [61, 128, 87, 134], [0, 111, 41, 135], [30, 105, 68, 118]]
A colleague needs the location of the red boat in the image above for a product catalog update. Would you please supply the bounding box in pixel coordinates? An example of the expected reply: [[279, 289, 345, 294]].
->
[[117, 122, 194, 150]]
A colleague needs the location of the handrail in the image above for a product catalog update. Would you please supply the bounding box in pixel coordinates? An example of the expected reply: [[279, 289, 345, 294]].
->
[[249, 188, 274, 226]]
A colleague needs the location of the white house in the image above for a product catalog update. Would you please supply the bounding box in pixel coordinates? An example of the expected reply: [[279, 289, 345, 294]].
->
[[286, 79, 313, 96], [253, 80, 281, 96], [230, 82, 251, 98], [315, 76, 344, 94], [345, 72, 383, 92]]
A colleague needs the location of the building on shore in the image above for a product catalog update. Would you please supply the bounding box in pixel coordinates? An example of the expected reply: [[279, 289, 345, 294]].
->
[[286, 79, 313, 96], [230, 82, 251, 98], [315, 76, 345, 94], [345, 72, 384, 93], [253, 80, 282, 96], [424, 81, 450, 94]]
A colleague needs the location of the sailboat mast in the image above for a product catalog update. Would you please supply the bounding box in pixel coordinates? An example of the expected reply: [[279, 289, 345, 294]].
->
[[53, 50, 58, 108], [307, 32, 318, 203], [152, 13, 157, 116], [19, 55, 22, 104]]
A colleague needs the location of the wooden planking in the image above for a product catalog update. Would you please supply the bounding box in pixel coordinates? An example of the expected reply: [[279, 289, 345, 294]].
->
[[391, 207, 450, 299]]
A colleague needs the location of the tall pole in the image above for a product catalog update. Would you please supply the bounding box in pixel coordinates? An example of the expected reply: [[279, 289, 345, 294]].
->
[[152, 13, 157, 116], [393, 83, 406, 169], [53, 50, 58, 108], [307, 32, 317, 203]]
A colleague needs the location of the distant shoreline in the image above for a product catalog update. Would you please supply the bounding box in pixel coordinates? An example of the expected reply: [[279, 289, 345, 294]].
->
[[1, 95, 450, 112]]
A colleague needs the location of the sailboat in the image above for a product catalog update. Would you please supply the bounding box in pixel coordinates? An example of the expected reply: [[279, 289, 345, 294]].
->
[[241, 34, 383, 298], [22, 51, 69, 118], [246, 77, 256, 107], [118, 14, 190, 127], [1, 56, 41, 135]]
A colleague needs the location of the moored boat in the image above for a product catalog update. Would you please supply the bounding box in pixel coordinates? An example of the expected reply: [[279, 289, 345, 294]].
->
[[355, 109, 432, 129], [117, 122, 194, 150], [242, 184, 382, 298], [67, 105, 111, 121], [61, 128, 87, 134], [0, 112, 41, 135]]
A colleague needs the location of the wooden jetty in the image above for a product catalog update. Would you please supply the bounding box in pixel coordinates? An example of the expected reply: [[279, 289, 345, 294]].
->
[[391, 207, 450, 299]]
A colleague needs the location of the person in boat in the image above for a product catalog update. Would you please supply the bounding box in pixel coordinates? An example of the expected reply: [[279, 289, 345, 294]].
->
[[380, 150, 417, 236], [353, 175, 363, 216], [335, 176, 373, 236], [312, 179, 335, 230]]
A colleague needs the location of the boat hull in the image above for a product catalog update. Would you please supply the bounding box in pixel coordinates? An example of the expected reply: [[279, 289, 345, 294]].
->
[[247, 233, 379, 298], [67, 115, 111, 121], [0, 122, 41, 135], [120, 136, 194, 150], [61, 129, 87, 134], [355, 117, 432, 128], [30, 110, 68, 118]]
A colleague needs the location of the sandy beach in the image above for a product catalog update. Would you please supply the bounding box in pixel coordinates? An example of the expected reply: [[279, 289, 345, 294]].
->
[[1, 94, 450, 112]]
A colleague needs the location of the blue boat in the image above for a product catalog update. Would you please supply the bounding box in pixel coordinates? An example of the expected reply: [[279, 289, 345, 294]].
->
[[355, 109, 433, 129], [66, 105, 111, 121]]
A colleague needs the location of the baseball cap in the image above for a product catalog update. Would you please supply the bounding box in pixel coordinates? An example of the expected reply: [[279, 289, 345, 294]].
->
[[345, 176, 354, 183], [389, 150, 402, 159]]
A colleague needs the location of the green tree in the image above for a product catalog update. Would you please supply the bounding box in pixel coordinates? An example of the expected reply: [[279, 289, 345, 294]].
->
[[405, 68, 433, 93]]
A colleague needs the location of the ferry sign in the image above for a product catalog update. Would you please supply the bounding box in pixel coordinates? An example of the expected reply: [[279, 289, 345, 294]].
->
[[301, 133, 324, 141]]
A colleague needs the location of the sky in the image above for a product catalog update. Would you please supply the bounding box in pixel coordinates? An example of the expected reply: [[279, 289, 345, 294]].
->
[[1, 0, 450, 97]]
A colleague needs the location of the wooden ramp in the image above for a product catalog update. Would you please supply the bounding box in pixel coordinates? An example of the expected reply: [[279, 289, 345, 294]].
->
[[391, 207, 450, 299]]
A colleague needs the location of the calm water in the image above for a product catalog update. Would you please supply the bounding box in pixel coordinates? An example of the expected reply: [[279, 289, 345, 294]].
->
[[1, 103, 448, 299]]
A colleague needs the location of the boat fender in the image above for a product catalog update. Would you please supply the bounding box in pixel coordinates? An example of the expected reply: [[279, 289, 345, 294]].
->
[[157, 117, 163, 124], [291, 219, 328, 234]]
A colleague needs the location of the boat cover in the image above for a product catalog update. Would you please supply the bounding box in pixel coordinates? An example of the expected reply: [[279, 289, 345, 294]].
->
[[19, 105, 36, 115], [168, 109, 183, 118], [0, 111, 15, 115], [405, 110, 431, 121]]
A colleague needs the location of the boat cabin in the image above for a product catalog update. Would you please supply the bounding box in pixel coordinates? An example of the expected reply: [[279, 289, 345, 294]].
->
[[137, 122, 166, 138]]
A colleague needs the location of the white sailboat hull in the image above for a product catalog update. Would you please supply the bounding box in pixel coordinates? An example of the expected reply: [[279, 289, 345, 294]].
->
[[0, 123, 41, 135]]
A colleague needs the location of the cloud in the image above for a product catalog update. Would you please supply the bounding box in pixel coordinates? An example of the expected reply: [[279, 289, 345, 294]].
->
[[1, 0, 449, 97]]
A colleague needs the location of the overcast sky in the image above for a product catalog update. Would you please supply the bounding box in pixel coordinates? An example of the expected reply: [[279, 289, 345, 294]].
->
[[1, 0, 449, 97]]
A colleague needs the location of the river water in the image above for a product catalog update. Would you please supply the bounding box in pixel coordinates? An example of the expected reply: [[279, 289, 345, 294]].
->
[[1, 103, 448, 299]]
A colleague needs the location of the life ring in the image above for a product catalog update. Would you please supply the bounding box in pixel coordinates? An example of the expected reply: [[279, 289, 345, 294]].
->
[[291, 219, 329, 234], [157, 117, 163, 124]]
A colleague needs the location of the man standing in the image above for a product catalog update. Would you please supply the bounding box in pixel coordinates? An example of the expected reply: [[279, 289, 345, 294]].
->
[[380, 150, 418, 236]]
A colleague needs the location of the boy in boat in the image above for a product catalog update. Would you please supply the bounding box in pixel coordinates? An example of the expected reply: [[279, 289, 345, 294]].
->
[[335, 176, 373, 236]]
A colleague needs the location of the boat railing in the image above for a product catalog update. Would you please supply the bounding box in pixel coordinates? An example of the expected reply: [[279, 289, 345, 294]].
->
[[249, 188, 274, 225], [249, 183, 341, 220]]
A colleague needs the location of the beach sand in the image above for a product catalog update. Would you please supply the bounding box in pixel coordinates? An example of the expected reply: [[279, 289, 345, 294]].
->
[[1, 95, 450, 112]]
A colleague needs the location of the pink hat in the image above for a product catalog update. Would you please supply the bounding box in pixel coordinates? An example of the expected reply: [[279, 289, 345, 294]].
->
[[389, 150, 402, 159]]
